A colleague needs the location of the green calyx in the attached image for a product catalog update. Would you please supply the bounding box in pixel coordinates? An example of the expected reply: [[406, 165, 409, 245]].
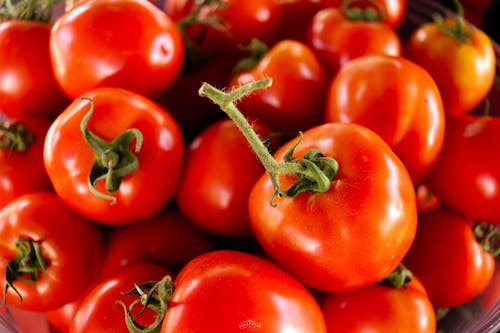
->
[[341, 0, 385, 22], [474, 223, 500, 257], [0, 0, 59, 22], [378, 263, 413, 288], [0, 121, 35, 157], [119, 275, 175, 333], [3, 238, 47, 303], [232, 38, 268, 74], [433, 0, 474, 45], [80, 97, 143, 205]]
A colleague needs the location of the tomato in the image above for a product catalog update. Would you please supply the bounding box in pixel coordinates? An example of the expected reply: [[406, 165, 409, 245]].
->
[[405, 12, 496, 115], [50, 0, 184, 99], [101, 208, 214, 277], [228, 39, 328, 133], [321, 274, 436, 332], [71, 262, 172, 333], [176, 118, 271, 237], [0, 192, 105, 311], [0, 20, 68, 118], [306, 6, 402, 75], [1, 116, 52, 209], [427, 115, 500, 224], [325, 54, 445, 185], [248, 122, 417, 292], [403, 207, 496, 308], [157, 250, 327, 332], [43, 87, 184, 225]]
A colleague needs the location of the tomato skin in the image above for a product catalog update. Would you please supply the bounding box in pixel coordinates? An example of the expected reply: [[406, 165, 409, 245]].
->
[[0, 192, 105, 311], [43, 87, 184, 225], [176, 118, 271, 237], [307, 7, 402, 75], [0, 20, 68, 118], [325, 54, 445, 185], [427, 115, 500, 224], [229, 39, 328, 132], [403, 207, 495, 308], [0, 116, 53, 209], [71, 262, 172, 333], [405, 18, 496, 115], [50, 0, 184, 99], [321, 276, 436, 332], [249, 123, 417, 292], [162, 250, 327, 333]]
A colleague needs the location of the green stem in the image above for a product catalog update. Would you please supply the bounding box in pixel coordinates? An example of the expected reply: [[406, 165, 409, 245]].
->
[[474, 223, 500, 257], [341, 0, 385, 22], [199, 78, 339, 206], [433, 0, 474, 44], [0, 121, 35, 157], [0, 0, 59, 22], [378, 263, 413, 288]]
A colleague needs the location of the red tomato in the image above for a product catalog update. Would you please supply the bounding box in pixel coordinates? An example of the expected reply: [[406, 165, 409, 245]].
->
[[405, 15, 496, 115], [1, 116, 52, 209], [229, 39, 328, 132], [176, 118, 271, 237], [306, 6, 402, 75], [159, 250, 327, 332], [325, 54, 445, 185], [249, 122, 417, 292], [101, 208, 214, 277], [321, 275, 436, 332], [50, 0, 184, 99], [43, 87, 184, 225], [427, 115, 500, 224], [0, 192, 105, 311], [71, 262, 172, 333], [0, 20, 68, 118], [403, 207, 496, 308]]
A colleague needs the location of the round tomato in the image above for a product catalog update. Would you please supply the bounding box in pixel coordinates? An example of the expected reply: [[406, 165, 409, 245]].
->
[[249, 122, 417, 292], [0, 192, 105, 311], [43, 87, 184, 225], [403, 207, 496, 308], [0, 20, 68, 118], [50, 0, 184, 99], [325, 54, 445, 185]]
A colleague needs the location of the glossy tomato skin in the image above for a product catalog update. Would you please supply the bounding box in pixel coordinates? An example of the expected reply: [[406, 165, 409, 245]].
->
[[403, 207, 495, 308], [162, 250, 327, 332], [307, 7, 402, 75], [176, 118, 270, 237], [101, 208, 214, 277], [229, 39, 328, 133], [50, 0, 184, 99], [249, 123, 417, 292], [321, 276, 436, 332], [427, 115, 500, 224], [0, 20, 68, 118], [71, 262, 172, 333], [325, 54, 445, 185], [405, 18, 495, 115], [0, 116, 53, 209], [0, 192, 105, 311], [43, 87, 184, 225]]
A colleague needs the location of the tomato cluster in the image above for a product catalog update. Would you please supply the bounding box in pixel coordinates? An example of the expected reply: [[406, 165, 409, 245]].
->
[[0, 0, 499, 332]]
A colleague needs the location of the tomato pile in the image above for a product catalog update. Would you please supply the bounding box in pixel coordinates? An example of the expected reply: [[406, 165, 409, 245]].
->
[[1, 0, 499, 332]]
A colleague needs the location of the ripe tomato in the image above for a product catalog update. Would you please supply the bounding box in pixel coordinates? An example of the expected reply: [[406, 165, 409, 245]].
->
[[176, 118, 271, 237], [71, 262, 172, 333], [405, 14, 496, 115], [249, 122, 417, 292], [0, 192, 105, 311], [321, 274, 436, 332], [1, 116, 52, 209], [158, 250, 327, 332], [403, 207, 496, 308], [325, 54, 445, 185], [43, 87, 184, 225], [306, 6, 402, 75], [0, 20, 68, 118], [228, 39, 328, 132], [50, 0, 184, 99], [427, 115, 500, 224]]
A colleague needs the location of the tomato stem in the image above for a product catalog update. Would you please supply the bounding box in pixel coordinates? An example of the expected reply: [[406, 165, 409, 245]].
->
[[0, 0, 58, 21], [433, 0, 474, 44], [232, 38, 268, 73], [199, 78, 339, 206], [80, 97, 143, 205], [341, 0, 385, 22], [0, 121, 35, 158], [474, 223, 500, 257], [378, 263, 413, 288], [119, 275, 175, 333]]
